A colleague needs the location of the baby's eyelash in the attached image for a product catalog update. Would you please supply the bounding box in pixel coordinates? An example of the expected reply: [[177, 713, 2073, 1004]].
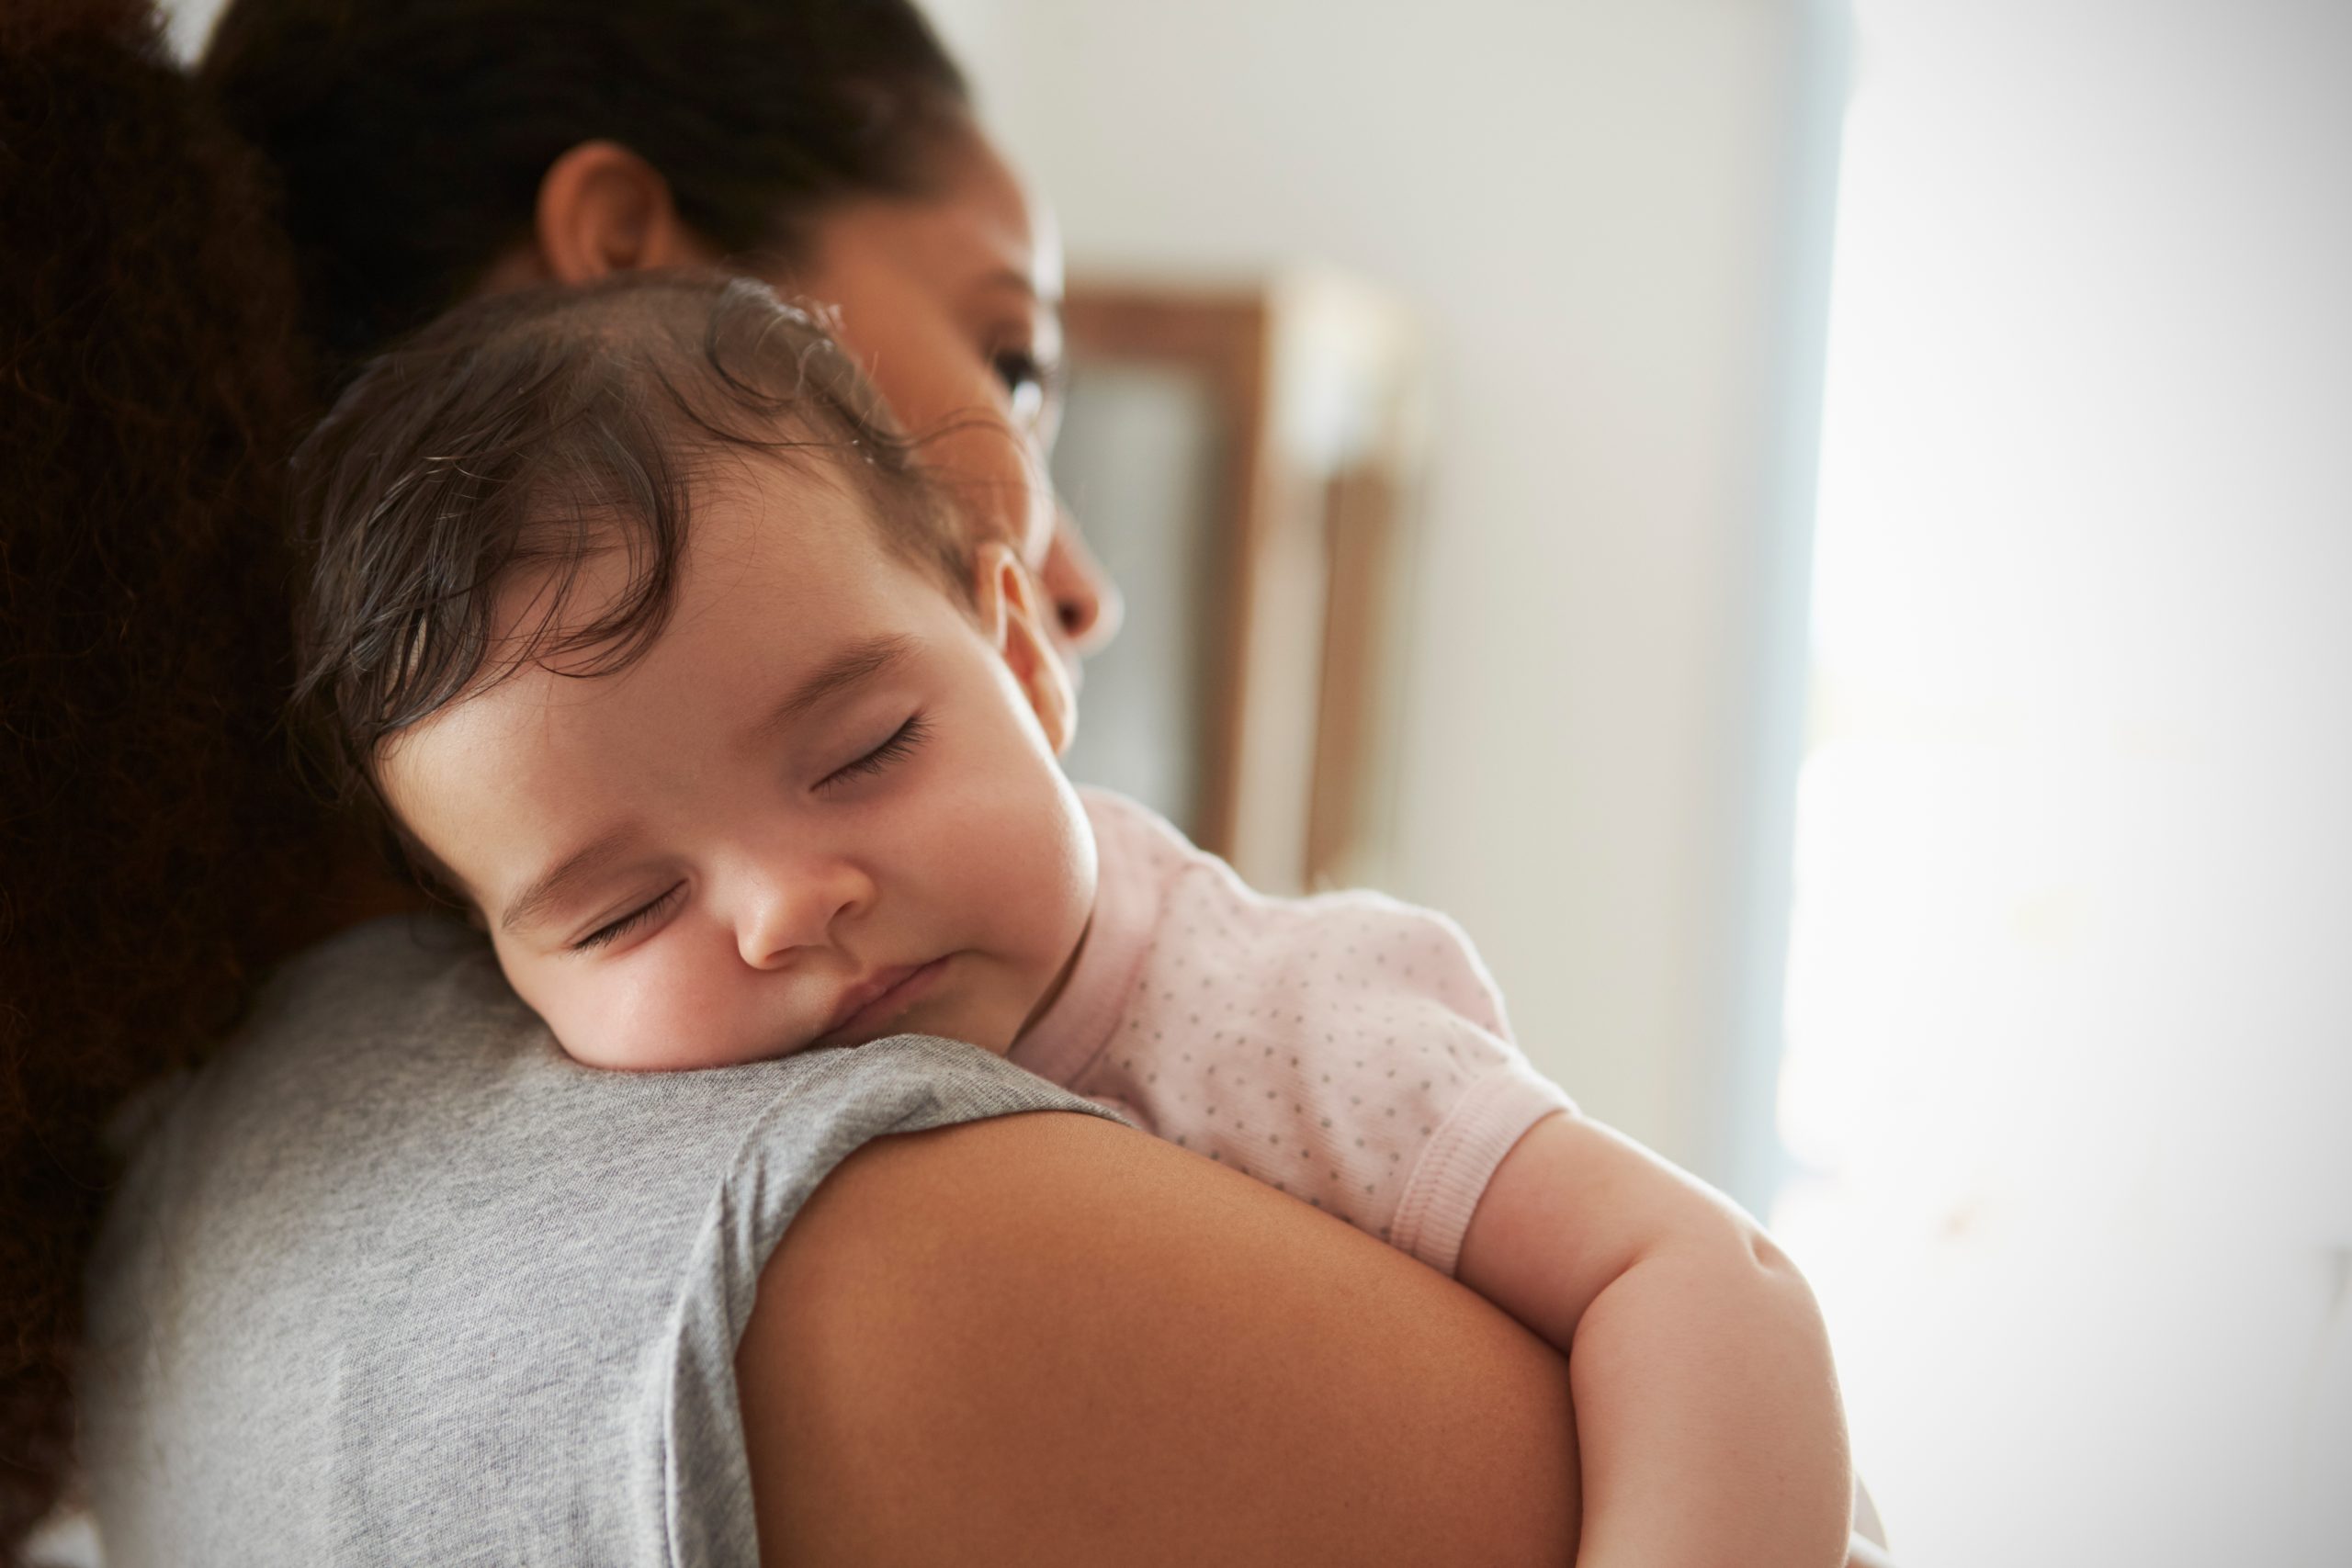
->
[[572, 883, 684, 953], [817, 713, 930, 793]]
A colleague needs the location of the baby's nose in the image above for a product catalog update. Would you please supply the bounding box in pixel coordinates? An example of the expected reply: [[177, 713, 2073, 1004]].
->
[[735, 858, 871, 969]]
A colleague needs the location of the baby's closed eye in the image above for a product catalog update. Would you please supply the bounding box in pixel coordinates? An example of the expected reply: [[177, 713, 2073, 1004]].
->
[[815, 712, 930, 794], [572, 883, 687, 953]]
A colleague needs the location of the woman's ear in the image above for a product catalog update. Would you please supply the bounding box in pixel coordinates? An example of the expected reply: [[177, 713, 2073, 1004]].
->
[[533, 141, 716, 284], [974, 542, 1077, 756]]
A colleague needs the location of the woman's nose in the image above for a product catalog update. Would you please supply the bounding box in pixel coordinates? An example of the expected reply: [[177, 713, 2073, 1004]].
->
[[1042, 508, 1123, 658], [734, 855, 873, 970]]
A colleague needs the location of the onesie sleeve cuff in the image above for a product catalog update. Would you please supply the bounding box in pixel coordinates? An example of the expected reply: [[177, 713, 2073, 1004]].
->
[[1388, 1060, 1573, 1277]]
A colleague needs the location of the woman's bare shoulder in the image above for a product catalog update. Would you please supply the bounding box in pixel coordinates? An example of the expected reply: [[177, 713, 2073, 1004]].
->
[[738, 1109, 1582, 1567]]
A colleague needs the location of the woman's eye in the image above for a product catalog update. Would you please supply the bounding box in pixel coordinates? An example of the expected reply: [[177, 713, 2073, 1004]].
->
[[572, 883, 684, 953], [817, 713, 931, 794], [991, 348, 1051, 426]]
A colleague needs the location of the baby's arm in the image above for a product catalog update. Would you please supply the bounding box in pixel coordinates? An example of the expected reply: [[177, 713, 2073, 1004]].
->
[[1456, 1111, 1852, 1568]]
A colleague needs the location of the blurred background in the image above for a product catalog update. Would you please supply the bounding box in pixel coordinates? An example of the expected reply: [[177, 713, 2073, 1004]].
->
[[162, 1, 2352, 1562]]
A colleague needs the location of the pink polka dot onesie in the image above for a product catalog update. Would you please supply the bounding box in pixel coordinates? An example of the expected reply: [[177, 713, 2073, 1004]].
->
[[1011, 789, 1572, 1276]]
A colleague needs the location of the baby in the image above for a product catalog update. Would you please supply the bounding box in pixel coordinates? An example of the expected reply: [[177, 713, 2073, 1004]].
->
[[295, 273, 1854, 1568]]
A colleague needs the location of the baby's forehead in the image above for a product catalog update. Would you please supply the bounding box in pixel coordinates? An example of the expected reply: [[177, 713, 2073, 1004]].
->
[[372, 434, 964, 791], [681, 446, 977, 610], [379, 491, 955, 883], [502, 442, 939, 625]]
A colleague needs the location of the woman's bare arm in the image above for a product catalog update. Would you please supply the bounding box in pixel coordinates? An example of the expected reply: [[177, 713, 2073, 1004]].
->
[[738, 1110, 1583, 1566]]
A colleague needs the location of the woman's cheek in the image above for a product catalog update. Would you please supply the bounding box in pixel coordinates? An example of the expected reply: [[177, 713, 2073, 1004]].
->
[[817, 299, 1054, 564], [928, 411, 1055, 568]]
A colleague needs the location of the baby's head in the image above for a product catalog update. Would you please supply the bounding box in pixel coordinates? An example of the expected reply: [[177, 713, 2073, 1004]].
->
[[295, 275, 1096, 1069]]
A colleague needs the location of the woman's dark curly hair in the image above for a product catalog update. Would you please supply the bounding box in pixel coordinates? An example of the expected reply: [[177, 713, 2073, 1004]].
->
[[0, 0, 336, 1551]]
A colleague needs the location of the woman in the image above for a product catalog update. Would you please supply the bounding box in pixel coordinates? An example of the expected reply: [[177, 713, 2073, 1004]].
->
[[0, 4, 1583, 1560], [15, 1, 1886, 1560]]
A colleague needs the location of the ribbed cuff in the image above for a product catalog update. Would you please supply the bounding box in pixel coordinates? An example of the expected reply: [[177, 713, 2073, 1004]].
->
[[1389, 1064, 1573, 1276]]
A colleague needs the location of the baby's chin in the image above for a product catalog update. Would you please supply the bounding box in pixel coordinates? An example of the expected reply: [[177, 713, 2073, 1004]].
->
[[537, 1008, 822, 1073], [553, 1026, 1012, 1072], [550, 1032, 807, 1073], [522, 982, 824, 1073], [529, 951, 1045, 1073]]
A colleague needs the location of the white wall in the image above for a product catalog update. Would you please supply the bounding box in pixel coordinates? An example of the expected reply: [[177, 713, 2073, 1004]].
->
[[941, 0, 1822, 1171]]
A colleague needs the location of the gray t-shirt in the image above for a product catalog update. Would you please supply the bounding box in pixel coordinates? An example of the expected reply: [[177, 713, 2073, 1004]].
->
[[80, 917, 1112, 1567]]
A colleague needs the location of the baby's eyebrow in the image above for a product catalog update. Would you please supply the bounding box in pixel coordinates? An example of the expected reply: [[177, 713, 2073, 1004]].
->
[[501, 822, 645, 937], [748, 634, 919, 747]]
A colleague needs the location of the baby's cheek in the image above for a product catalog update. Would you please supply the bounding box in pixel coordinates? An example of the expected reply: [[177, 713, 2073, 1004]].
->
[[593, 963, 750, 1072], [524, 960, 688, 1072], [1000, 779, 1096, 975], [535, 975, 643, 1070]]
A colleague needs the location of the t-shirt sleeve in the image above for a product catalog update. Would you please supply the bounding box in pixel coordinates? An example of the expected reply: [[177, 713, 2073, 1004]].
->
[[1072, 889, 1572, 1279], [651, 1038, 1130, 1565]]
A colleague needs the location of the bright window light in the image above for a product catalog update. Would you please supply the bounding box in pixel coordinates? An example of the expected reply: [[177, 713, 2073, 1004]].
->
[[1770, 4, 2352, 1563]]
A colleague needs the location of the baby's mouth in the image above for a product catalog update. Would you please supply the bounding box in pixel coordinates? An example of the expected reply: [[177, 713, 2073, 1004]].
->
[[815, 956, 953, 1046]]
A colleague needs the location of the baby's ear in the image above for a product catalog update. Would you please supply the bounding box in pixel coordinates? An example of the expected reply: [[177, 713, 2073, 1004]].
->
[[974, 542, 1076, 755]]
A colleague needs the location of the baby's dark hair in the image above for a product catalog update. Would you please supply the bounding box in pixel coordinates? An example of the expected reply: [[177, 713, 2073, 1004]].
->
[[291, 271, 970, 879]]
